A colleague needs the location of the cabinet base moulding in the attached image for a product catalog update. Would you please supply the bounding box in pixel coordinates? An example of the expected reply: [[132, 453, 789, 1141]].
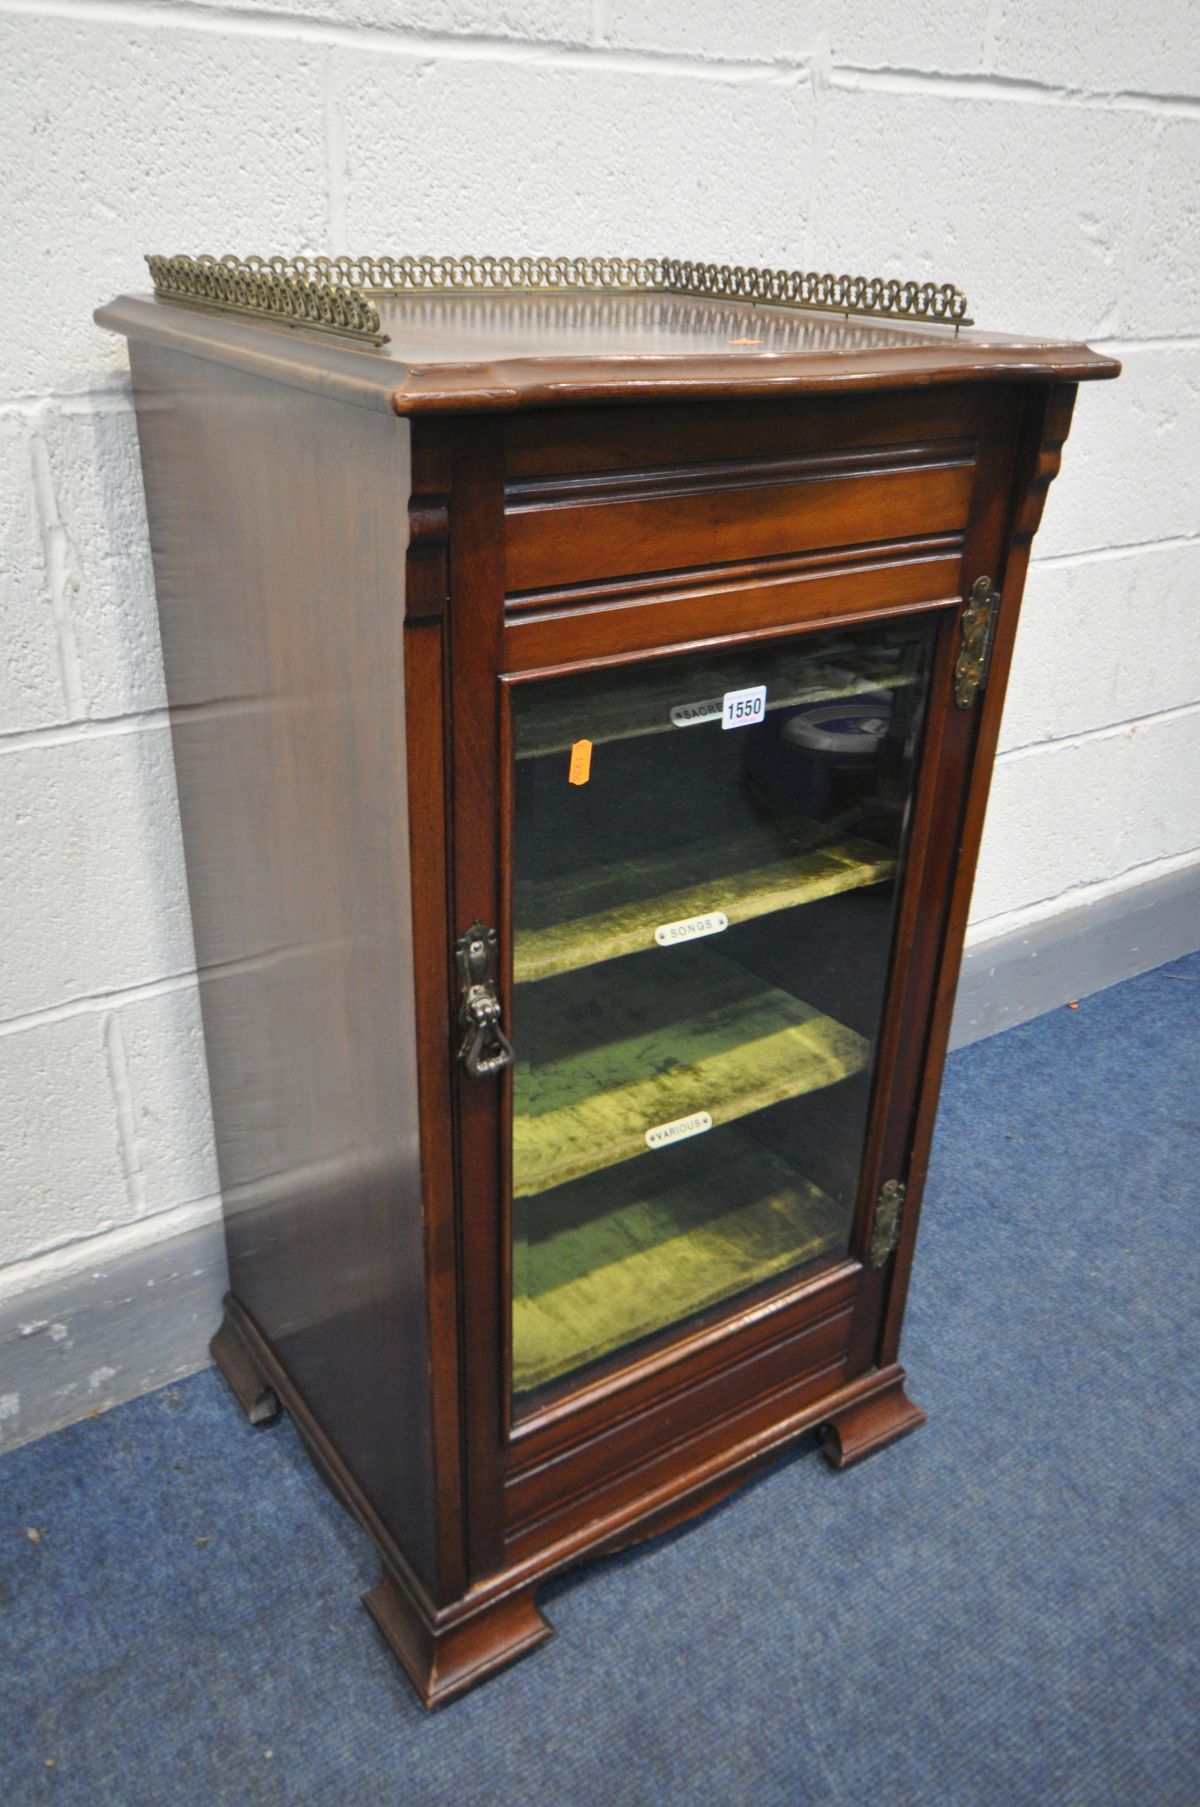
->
[[364, 1575, 553, 1710], [816, 1376, 926, 1468], [209, 1310, 279, 1428], [210, 1293, 928, 1706]]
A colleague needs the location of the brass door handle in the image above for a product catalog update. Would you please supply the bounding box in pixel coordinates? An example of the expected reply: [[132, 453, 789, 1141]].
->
[[456, 921, 514, 1078]]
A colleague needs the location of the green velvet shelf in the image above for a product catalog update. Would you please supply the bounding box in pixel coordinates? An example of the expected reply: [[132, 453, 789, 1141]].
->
[[511, 944, 869, 1198], [513, 819, 895, 984], [512, 1128, 847, 1394], [513, 642, 917, 761]]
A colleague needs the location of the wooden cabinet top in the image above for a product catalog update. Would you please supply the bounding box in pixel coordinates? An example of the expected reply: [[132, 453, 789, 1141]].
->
[[97, 277, 1119, 417]]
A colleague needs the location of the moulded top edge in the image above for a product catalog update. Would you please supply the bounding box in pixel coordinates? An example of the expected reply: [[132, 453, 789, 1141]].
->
[[95, 291, 1121, 418]]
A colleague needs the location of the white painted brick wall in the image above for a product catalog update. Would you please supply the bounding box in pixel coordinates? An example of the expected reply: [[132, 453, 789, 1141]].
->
[[189, 0, 593, 38], [974, 712, 1200, 926], [1034, 348, 1200, 557], [336, 52, 813, 254], [1, 729, 192, 1018], [990, 0, 1200, 97], [812, 89, 1150, 337], [1, 1, 1197, 1342], [1, 417, 63, 731], [828, 2, 991, 75], [600, 2, 822, 63], [0, 1014, 135, 1268], [1000, 545, 1200, 752]]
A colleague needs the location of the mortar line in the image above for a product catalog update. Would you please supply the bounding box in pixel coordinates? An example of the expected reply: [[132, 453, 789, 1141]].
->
[[1033, 534, 1199, 569], [0, 0, 812, 80], [1090, 333, 1200, 354], [103, 1010, 149, 1217], [0, 689, 318, 755], [323, 44, 347, 251], [995, 697, 1200, 767], [0, 971, 200, 1040], [29, 429, 85, 720], [0, 932, 338, 1038], [828, 63, 1200, 116], [0, 1193, 225, 1309], [0, 390, 132, 418], [8, 0, 1197, 111], [966, 846, 1200, 944], [0, 708, 173, 755]]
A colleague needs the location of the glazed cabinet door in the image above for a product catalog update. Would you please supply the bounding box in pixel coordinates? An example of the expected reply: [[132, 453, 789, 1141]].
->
[[505, 619, 937, 1406], [440, 392, 1022, 1575]]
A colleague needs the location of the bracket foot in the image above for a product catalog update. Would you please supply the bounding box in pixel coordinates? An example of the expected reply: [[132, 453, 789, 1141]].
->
[[817, 1374, 925, 1469], [363, 1572, 553, 1710], [210, 1303, 280, 1427]]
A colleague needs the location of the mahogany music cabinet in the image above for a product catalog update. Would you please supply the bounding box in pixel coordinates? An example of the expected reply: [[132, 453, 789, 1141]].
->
[[98, 256, 1118, 1707]]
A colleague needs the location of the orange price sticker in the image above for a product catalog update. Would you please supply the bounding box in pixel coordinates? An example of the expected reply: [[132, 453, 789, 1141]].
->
[[568, 738, 593, 786]]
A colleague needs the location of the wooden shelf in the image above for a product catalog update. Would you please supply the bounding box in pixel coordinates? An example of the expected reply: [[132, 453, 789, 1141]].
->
[[511, 944, 869, 1198], [513, 1128, 847, 1394], [514, 818, 894, 983], [514, 643, 917, 761]]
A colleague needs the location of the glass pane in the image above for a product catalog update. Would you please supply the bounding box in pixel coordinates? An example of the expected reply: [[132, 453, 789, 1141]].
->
[[510, 616, 937, 1406]]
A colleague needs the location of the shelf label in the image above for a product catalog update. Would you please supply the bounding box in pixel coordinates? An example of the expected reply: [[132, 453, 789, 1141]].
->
[[645, 1111, 713, 1151], [669, 696, 723, 729], [654, 911, 728, 948], [722, 685, 766, 730]]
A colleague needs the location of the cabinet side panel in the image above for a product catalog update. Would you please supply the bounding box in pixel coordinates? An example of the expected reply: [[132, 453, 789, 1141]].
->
[[127, 342, 439, 1587]]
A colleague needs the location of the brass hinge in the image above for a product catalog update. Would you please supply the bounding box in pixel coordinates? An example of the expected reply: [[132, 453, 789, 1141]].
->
[[954, 575, 999, 708], [868, 1179, 907, 1268]]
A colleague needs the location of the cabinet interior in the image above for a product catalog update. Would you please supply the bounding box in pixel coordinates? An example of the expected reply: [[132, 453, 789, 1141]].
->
[[509, 616, 935, 1400]]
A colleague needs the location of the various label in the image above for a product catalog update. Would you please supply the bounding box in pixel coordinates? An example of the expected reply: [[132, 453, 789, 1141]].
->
[[722, 684, 767, 730], [654, 911, 728, 947], [645, 1111, 713, 1151], [568, 738, 593, 785], [669, 697, 723, 729]]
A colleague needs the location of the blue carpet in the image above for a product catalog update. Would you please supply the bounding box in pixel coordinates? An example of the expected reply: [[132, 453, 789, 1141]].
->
[[2, 954, 1198, 1806]]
